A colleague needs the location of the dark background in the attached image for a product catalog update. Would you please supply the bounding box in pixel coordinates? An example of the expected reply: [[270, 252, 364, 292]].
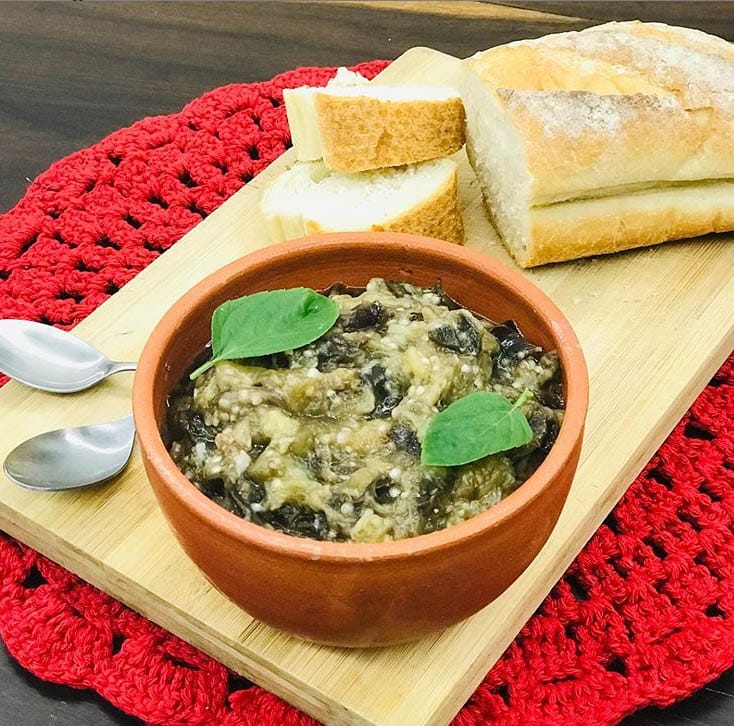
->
[[2, 2, 734, 724]]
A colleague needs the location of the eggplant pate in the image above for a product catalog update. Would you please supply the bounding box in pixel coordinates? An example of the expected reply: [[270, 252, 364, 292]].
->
[[166, 279, 564, 543]]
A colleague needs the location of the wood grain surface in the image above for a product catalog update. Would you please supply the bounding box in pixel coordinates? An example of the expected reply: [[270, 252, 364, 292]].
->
[[2, 3, 734, 725]]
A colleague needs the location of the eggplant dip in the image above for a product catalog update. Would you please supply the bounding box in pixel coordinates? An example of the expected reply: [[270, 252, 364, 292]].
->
[[166, 278, 564, 543]]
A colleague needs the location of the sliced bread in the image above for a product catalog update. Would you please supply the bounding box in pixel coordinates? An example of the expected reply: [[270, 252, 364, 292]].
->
[[261, 158, 464, 245], [461, 21, 734, 267], [284, 68, 465, 173]]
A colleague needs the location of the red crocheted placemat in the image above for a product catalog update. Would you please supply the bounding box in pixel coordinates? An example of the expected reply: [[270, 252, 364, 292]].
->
[[1, 60, 733, 726]]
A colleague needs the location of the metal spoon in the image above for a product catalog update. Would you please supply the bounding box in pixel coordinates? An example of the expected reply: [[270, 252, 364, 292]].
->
[[0, 319, 136, 393], [3, 415, 135, 491]]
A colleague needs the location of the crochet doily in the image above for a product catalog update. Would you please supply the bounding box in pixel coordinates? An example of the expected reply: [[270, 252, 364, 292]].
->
[[1, 61, 733, 726]]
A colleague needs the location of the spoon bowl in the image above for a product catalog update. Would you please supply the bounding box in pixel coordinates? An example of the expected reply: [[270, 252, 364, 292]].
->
[[3, 415, 135, 491], [0, 319, 136, 393]]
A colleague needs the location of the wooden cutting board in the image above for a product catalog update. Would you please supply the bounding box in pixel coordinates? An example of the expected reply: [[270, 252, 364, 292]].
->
[[0, 47, 732, 726]]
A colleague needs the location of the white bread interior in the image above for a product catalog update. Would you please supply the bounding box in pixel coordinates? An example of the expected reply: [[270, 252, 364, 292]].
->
[[462, 21, 734, 267], [284, 67, 465, 173], [261, 158, 464, 245]]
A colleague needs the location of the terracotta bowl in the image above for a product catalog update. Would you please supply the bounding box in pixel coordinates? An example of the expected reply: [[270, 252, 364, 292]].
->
[[133, 232, 588, 647]]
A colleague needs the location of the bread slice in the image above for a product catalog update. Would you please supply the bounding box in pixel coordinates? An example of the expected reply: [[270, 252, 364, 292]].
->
[[284, 67, 465, 173], [261, 158, 464, 245], [461, 21, 734, 267]]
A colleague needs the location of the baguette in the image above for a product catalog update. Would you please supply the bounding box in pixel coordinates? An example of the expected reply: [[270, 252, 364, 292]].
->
[[462, 21, 734, 267], [285, 68, 465, 173], [261, 158, 464, 245]]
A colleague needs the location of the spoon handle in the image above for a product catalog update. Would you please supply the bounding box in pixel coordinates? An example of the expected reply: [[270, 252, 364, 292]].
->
[[108, 361, 138, 375]]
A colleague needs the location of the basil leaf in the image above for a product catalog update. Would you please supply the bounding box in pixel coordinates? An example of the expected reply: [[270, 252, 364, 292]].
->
[[421, 390, 533, 467], [190, 288, 339, 379]]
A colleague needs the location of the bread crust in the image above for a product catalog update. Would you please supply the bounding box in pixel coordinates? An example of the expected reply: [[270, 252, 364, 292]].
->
[[498, 89, 733, 206], [315, 94, 465, 173], [520, 181, 734, 267], [305, 165, 465, 245]]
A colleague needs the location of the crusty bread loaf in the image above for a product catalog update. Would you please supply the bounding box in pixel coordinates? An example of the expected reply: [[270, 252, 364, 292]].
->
[[285, 68, 465, 173], [462, 21, 734, 267], [261, 158, 464, 245]]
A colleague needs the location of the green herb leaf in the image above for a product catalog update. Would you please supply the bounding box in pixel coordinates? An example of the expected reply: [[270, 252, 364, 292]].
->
[[190, 288, 339, 379], [421, 389, 534, 467]]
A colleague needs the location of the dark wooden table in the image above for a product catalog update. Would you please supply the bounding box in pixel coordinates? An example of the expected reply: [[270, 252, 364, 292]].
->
[[2, 2, 733, 724]]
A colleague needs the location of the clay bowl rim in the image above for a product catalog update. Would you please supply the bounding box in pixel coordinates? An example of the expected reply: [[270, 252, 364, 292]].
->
[[133, 232, 589, 563]]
